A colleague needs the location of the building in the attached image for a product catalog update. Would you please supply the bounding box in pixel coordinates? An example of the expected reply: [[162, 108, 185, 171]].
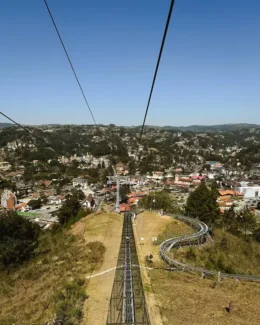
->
[[48, 195, 65, 205], [237, 186, 260, 198], [120, 203, 132, 213], [206, 161, 223, 170], [15, 202, 30, 212], [0, 161, 11, 171], [1, 190, 17, 211], [73, 178, 89, 190]]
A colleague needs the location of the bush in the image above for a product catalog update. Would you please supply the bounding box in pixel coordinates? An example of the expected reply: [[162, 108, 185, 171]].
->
[[253, 228, 260, 243], [186, 247, 196, 260], [0, 212, 41, 267], [53, 278, 88, 325]]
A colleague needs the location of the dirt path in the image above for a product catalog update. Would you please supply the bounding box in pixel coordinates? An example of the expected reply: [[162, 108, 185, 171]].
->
[[132, 211, 175, 325], [72, 212, 123, 325]]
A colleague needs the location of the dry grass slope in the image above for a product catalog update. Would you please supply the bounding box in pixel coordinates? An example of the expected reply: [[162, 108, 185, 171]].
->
[[149, 270, 260, 325], [145, 215, 260, 325], [0, 212, 106, 325], [174, 228, 260, 275]]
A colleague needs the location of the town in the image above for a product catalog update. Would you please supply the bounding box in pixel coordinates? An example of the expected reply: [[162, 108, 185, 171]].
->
[[1, 123, 260, 325], [1, 124, 260, 223]]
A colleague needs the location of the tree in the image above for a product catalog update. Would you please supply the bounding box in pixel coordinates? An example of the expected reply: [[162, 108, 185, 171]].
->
[[238, 208, 257, 234], [128, 160, 136, 175], [140, 191, 180, 214], [253, 227, 260, 242], [57, 190, 84, 225], [221, 205, 238, 233], [185, 182, 220, 225], [0, 212, 41, 267], [119, 184, 130, 203], [28, 199, 42, 210]]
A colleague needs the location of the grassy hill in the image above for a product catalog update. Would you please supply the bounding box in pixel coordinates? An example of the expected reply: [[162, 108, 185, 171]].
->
[[0, 214, 105, 325], [143, 216, 260, 325], [173, 228, 260, 275]]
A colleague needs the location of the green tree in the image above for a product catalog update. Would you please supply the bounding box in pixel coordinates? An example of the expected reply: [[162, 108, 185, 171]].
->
[[221, 205, 238, 233], [185, 182, 220, 225], [238, 208, 257, 234], [140, 191, 180, 213], [28, 199, 42, 210], [57, 190, 84, 225], [0, 212, 41, 267], [253, 227, 260, 242]]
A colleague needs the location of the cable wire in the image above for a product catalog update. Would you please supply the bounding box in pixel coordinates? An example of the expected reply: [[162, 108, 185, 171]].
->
[[139, 0, 175, 143], [43, 0, 97, 125], [0, 111, 52, 148]]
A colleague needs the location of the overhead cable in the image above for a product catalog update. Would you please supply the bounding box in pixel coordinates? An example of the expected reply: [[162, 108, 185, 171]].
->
[[43, 0, 97, 125], [139, 0, 175, 143]]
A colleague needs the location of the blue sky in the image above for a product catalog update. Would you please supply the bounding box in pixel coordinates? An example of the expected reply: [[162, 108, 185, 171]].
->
[[0, 0, 259, 126]]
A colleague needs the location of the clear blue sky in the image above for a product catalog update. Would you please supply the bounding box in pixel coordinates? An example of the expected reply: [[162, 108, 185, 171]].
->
[[0, 0, 259, 126]]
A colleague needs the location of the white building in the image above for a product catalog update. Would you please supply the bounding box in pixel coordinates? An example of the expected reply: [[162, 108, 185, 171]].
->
[[72, 178, 89, 190], [237, 186, 260, 198]]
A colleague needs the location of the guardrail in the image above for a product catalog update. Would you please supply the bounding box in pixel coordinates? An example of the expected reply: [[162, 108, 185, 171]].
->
[[160, 214, 260, 282]]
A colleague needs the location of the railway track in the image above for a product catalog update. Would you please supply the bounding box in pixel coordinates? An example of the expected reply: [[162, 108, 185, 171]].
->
[[107, 212, 150, 325], [160, 214, 260, 282]]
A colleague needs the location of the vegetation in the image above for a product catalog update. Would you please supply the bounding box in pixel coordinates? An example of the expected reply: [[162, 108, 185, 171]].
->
[[185, 182, 220, 226], [53, 278, 87, 324], [0, 212, 41, 268], [0, 218, 105, 324], [140, 191, 180, 214], [57, 189, 85, 225], [174, 228, 260, 275], [148, 270, 260, 325], [221, 206, 257, 235], [28, 198, 42, 210], [157, 219, 193, 244]]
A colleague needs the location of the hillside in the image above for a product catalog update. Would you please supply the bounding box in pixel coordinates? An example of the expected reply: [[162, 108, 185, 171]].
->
[[141, 123, 260, 132], [0, 123, 13, 129], [174, 228, 260, 275], [134, 213, 260, 325], [0, 213, 106, 325]]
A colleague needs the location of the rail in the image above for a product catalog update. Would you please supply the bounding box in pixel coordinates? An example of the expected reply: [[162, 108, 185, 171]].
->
[[106, 212, 150, 324], [160, 214, 260, 282]]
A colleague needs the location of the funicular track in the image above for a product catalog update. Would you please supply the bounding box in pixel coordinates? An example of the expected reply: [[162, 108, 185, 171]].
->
[[107, 212, 150, 325]]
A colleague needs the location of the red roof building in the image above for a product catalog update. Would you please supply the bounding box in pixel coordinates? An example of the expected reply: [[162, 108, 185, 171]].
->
[[120, 203, 132, 213]]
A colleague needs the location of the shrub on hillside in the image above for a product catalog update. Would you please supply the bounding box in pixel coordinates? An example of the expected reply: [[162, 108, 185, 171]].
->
[[0, 212, 41, 267]]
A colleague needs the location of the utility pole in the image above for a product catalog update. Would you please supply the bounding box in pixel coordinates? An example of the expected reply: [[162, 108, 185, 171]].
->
[[112, 166, 121, 214]]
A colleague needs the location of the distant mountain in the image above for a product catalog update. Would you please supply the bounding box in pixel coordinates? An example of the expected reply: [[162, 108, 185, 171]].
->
[[0, 123, 13, 129], [153, 124, 260, 132]]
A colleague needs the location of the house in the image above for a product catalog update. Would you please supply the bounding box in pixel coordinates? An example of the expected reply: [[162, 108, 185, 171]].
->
[[73, 178, 89, 189], [120, 203, 132, 213], [15, 202, 30, 212], [116, 162, 125, 174], [127, 192, 146, 198], [0, 161, 11, 171], [174, 174, 193, 188], [38, 180, 52, 188], [206, 161, 223, 170], [128, 197, 140, 205], [82, 195, 95, 209], [1, 190, 17, 211], [48, 195, 65, 205]]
